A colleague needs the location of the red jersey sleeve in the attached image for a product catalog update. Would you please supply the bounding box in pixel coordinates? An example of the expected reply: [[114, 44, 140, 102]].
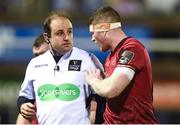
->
[[117, 39, 145, 72]]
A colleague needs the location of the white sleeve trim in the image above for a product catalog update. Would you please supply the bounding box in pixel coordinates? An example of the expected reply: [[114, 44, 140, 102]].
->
[[114, 67, 135, 81]]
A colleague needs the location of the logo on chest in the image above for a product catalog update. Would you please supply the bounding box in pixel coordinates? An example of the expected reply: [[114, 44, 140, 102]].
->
[[68, 60, 82, 71], [37, 83, 80, 101]]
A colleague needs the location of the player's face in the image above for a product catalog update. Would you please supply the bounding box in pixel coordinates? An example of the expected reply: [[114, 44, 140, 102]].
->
[[33, 43, 49, 57], [50, 17, 73, 55], [91, 31, 109, 52]]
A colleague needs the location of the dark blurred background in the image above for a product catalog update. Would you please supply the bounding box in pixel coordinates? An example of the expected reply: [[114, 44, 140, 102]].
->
[[0, 0, 180, 123]]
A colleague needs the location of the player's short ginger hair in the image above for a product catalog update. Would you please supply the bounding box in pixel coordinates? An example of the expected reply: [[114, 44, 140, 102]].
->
[[89, 6, 121, 25], [33, 34, 46, 48]]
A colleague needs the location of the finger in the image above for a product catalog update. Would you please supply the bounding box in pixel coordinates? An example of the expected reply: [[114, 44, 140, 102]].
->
[[96, 69, 101, 77], [23, 108, 36, 115], [26, 103, 36, 110], [21, 103, 36, 113], [21, 113, 33, 120], [21, 109, 36, 119], [88, 69, 95, 75], [89, 69, 98, 77], [21, 107, 36, 119], [26, 108, 36, 114], [96, 69, 100, 74], [21, 108, 34, 116]]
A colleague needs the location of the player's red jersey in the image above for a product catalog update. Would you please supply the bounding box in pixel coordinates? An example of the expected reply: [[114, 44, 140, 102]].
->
[[103, 37, 158, 124]]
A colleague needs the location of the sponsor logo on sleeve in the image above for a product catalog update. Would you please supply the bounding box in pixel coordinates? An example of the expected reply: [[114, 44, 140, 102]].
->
[[68, 60, 82, 71], [119, 50, 134, 64]]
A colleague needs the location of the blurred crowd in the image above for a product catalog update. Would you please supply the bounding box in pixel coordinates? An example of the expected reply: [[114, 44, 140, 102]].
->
[[0, 0, 180, 124], [0, 0, 180, 24]]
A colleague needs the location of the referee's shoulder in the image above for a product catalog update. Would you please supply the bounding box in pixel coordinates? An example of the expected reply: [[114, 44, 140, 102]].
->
[[73, 47, 90, 57]]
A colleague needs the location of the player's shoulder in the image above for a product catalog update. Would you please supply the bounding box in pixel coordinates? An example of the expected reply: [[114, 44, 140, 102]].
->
[[125, 37, 144, 48], [29, 51, 50, 66]]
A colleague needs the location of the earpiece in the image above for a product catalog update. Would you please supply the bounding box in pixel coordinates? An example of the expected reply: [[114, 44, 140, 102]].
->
[[47, 38, 50, 44], [45, 33, 51, 44]]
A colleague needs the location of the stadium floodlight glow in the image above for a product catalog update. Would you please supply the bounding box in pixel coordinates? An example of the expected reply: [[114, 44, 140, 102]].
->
[[89, 22, 121, 32]]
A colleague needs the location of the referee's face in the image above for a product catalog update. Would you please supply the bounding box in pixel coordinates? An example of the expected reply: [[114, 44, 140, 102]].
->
[[49, 17, 73, 55]]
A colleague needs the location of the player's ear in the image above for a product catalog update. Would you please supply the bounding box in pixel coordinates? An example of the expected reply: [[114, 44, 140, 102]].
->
[[43, 32, 50, 44]]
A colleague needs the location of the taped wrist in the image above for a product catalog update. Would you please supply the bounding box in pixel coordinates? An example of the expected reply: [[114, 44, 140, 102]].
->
[[17, 96, 35, 113]]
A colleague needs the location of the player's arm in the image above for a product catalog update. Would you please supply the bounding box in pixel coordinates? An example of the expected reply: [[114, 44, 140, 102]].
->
[[89, 97, 97, 124], [86, 67, 135, 98], [16, 60, 37, 123], [16, 113, 31, 124], [88, 53, 105, 123], [16, 96, 36, 124], [17, 96, 36, 120], [20, 102, 36, 119]]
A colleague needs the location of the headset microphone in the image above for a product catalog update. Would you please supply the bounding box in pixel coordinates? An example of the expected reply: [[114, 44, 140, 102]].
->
[[54, 65, 60, 71], [47, 37, 62, 56]]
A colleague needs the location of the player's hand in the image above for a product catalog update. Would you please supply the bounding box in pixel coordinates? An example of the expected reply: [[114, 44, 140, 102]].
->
[[85, 69, 101, 85], [20, 102, 36, 120]]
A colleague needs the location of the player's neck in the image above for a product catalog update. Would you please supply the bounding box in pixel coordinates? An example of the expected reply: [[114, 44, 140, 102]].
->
[[110, 31, 127, 51]]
